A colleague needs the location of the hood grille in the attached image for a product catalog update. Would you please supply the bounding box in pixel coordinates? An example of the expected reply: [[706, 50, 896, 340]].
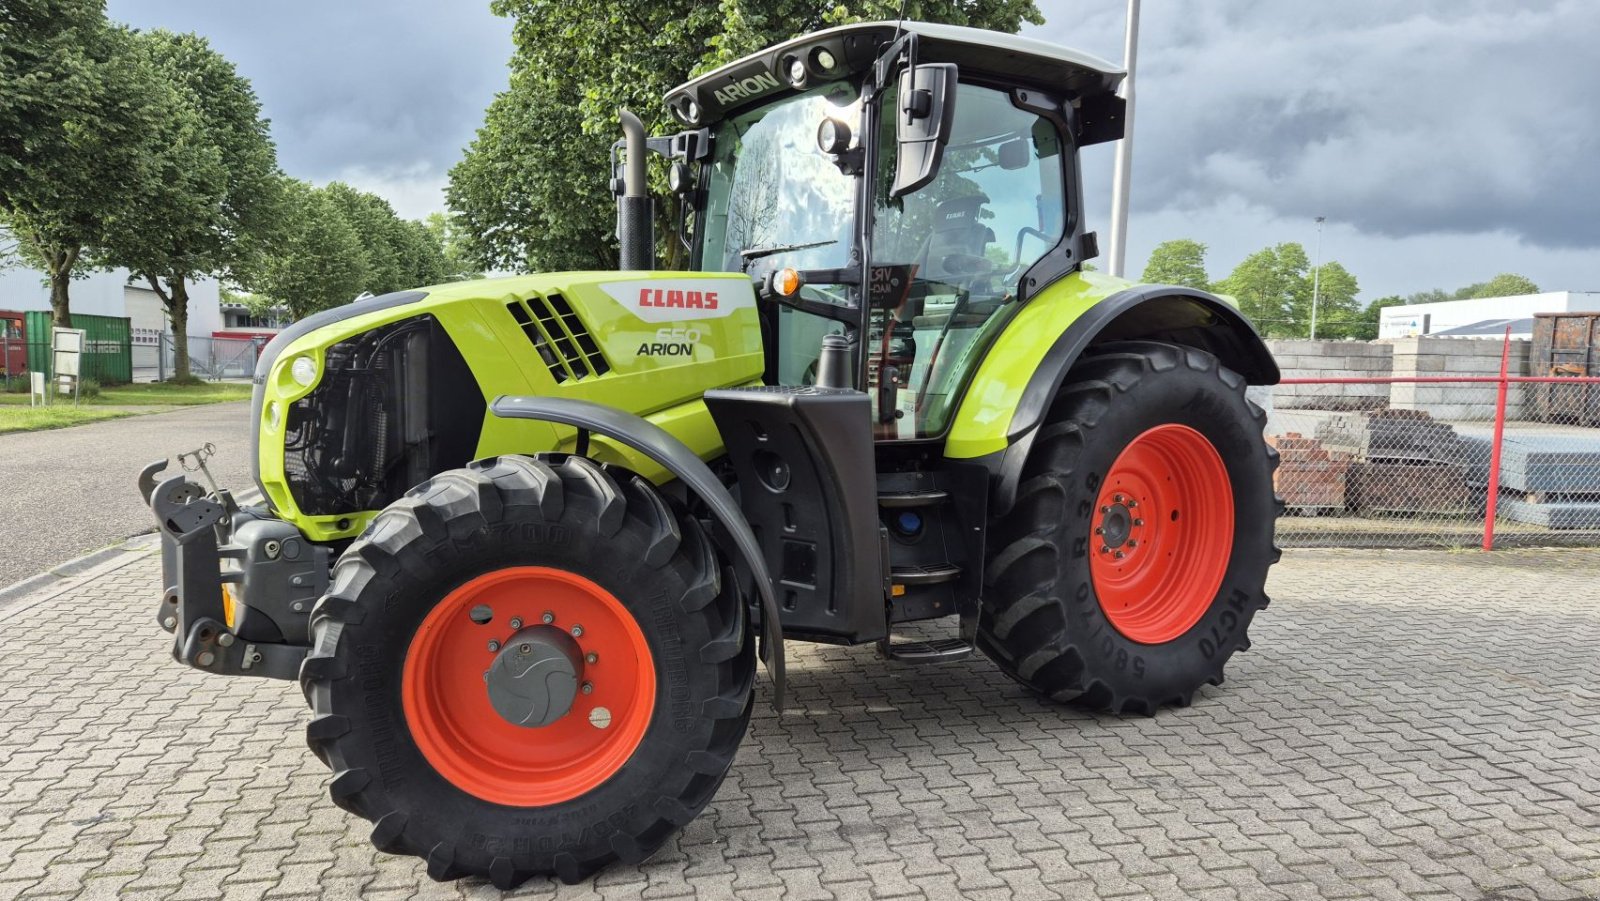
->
[[506, 291, 610, 383]]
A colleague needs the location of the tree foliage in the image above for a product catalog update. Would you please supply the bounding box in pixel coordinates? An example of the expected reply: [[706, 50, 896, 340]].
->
[[243, 179, 369, 320], [97, 29, 280, 380], [1454, 272, 1540, 299], [1215, 243, 1310, 337], [0, 3, 179, 326], [1212, 241, 1362, 338], [241, 180, 456, 319], [448, 0, 1043, 274], [1140, 239, 1210, 289]]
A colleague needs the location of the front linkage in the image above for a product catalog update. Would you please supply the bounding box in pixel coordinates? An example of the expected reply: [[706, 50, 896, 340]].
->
[[140, 455, 327, 682]]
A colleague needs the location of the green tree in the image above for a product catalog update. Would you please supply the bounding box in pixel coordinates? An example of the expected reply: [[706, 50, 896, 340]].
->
[[1215, 243, 1311, 337], [1140, 239, 1209, 289], [1306, 260, 1360, 339], [322, 182, 410, 294], [0, 6, 174, 326], [448, 0, 1043, 274], [424, 212, 484, 281], [244, 179, 369, 319], [100, 29, 280, 381], [1455, 272, 1540, 299]]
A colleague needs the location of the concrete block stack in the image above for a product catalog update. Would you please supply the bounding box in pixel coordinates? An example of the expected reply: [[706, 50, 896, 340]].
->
[[1319, 409, 1474, 516]]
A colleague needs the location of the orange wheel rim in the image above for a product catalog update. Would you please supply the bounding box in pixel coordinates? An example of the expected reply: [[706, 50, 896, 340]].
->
[[402, 567, 655, 806], [1089, 424, 1234, 644]]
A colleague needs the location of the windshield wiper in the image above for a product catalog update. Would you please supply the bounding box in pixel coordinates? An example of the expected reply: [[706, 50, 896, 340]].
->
[[738, 239, 838, 270]]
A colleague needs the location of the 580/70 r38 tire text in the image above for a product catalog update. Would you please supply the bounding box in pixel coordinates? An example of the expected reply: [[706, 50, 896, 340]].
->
[[979, 341, 1281, 713], [299, 454, 754, 888]]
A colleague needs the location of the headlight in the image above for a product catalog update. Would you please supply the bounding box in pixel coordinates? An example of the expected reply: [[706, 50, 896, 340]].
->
[[290, 355, 318, 387]]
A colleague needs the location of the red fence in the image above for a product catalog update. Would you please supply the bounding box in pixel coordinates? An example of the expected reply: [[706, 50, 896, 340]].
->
[[1267, 335, 1600, 549]]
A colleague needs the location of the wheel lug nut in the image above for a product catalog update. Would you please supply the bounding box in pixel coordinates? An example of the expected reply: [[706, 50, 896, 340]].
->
[[1114, 551, 1125, 559], [1100, 545, 1111, 554], [571, 624, 584, 637], [1094, 526, 1104, 535], [487, 640, 501, 652], [1128, 500, 1138, 508], [508, 617, 523, 630], [1114, 494, 1124, 503], [581, 682, 593, 695], [585, 652, 599, 664], [1100, 505, 1110, 514], [1128, 540, 1138, 548], [541, 611, 555, 624], [1133, 518, 1144, 526]]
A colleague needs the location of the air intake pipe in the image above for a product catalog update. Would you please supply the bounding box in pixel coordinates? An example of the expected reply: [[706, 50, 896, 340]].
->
[[616, 108, 654, 271]]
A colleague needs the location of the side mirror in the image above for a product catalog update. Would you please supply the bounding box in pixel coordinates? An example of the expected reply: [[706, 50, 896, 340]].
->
[[891, 63, 958, 198]]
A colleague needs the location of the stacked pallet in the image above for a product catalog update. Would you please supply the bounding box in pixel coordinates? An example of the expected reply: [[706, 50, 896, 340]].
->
[[1267, 433, 1351, 513], [1317, 410, 1474, 516]]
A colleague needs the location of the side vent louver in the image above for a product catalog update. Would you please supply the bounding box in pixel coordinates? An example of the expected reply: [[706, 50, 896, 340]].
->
[[506, 291, 610, 383]]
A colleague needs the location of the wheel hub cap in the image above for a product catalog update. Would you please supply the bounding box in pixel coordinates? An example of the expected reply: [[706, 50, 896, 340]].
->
[[485, 625, 584, 728]]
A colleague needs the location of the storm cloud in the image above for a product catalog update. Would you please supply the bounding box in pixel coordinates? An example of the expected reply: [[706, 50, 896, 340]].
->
[[106, 1, 1599, 297]]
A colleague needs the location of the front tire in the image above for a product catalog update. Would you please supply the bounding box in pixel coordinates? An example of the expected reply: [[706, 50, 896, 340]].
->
[[300, 454, 753, 887], [978, 341, 1280, 713]]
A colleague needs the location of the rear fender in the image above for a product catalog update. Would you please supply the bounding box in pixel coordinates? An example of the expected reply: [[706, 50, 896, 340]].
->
[[946, 277, 1279, 515], [490, 395, 785, 710]]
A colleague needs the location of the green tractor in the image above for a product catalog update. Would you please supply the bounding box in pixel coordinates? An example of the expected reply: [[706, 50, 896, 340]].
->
[[141, 21, 1280, 888]]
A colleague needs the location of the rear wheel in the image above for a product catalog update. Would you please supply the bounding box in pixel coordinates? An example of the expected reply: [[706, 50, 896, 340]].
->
[[978, 341, 1280, 712], [301, 454, 753, 887]]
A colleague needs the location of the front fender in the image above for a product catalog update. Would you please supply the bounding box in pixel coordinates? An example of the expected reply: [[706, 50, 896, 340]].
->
[[490, 394, 785, 710]]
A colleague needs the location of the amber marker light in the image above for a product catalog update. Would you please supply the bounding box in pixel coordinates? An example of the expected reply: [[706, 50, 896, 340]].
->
[[774, 267, 802, 296]]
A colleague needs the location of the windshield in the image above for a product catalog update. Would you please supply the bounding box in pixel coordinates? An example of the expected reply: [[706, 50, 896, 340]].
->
[[698, 84, 862, 274]]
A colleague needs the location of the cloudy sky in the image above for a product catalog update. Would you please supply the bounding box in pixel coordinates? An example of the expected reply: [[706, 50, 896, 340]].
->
[[106, 0, 1600, 302]]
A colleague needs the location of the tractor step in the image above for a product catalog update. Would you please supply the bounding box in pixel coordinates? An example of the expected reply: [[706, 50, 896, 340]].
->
[[891, 562, 962, 586], [877, 488, 949, 508], [878, 637, 973, 664]]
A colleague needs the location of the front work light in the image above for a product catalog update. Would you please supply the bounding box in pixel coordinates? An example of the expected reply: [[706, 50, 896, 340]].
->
[[290, 355, 318, 387]]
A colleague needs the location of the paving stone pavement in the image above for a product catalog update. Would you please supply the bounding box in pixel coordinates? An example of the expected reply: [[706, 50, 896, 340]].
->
[[0, 546, 1597, 900]]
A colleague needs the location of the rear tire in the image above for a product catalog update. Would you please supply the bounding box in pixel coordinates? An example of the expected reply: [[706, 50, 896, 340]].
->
[[978, 341, 1280, 713], [300, 454, 753, 887]]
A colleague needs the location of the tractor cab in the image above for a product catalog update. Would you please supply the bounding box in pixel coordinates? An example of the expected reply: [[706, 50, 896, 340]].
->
[[631, 22, 1125, 437], [602, 23, 1132, 654]]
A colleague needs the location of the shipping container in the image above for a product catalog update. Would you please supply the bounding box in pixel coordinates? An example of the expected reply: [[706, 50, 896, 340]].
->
[[22, 310, 133, 385], [0, 310, 26, 376], [1530, 312, 1600, 426]]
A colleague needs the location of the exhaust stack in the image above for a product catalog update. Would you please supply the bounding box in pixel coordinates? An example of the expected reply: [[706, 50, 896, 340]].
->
[[616, 109, 654, 271]]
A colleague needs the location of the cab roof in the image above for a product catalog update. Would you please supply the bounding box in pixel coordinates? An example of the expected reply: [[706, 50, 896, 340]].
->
[[665, 21, 1125, 129]]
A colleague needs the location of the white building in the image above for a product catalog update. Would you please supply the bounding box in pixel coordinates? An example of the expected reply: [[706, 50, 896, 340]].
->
[[0, 266, 225, 337], [1378, 291, 1600, 341]]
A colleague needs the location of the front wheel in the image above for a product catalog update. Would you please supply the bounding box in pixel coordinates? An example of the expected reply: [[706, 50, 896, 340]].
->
[[300, 455, 754, 887], [979, 341, 1280, 713]]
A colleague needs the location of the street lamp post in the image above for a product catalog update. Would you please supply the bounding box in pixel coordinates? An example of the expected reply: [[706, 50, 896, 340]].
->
[[1309, 216, 1325, 340], [1107, 0, 1140, 278]]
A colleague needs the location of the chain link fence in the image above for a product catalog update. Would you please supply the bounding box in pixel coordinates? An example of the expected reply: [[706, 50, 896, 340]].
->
[[1260, 375, 1600, 549]]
